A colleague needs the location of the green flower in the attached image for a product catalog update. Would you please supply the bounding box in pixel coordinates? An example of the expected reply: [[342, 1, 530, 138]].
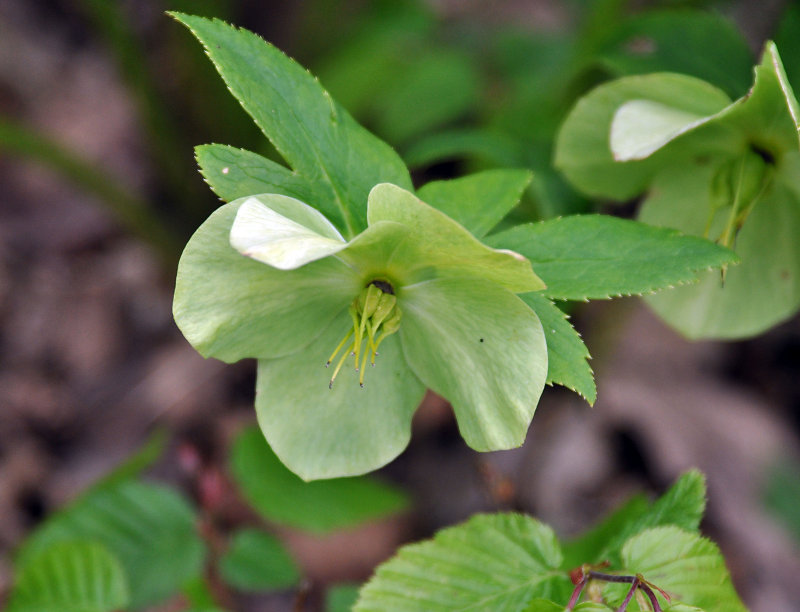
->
[[174, 182, 547, 480]]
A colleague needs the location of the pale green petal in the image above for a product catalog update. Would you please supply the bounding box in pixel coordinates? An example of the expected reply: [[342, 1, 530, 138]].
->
[[366, 183, 544, 293], [399, 278, 547, 451], [229, 194, 346, 270], [255, 310, 425, 480], [174, 201, 360, 362]]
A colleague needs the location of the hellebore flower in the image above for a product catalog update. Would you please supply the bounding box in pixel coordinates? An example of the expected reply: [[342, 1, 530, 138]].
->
[[174, 183, 547, 480]]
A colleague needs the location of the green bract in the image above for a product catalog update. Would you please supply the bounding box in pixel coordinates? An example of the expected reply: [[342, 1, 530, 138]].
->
[[557, 42, 800, 339], [174, 182, 548, 480]]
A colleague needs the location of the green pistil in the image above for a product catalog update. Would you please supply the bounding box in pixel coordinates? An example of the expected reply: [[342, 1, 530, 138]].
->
[[326, 282, 402, 389]]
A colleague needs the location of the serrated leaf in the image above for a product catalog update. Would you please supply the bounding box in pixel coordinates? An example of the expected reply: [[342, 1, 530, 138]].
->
[[15, 480, 205, 610], [196, 144, 330, 205], [219, 528, 300, 592], [562, 470, 706, 568], [604, 527, 746, 612], [170, 13, 411, 237], [417, 169, 532, 238], [486, 215, 737, 301], [355, 513, 573, 611], [231, 427, 408, 533], [519, 293, 595, 404], [8, 541, 129, 612]]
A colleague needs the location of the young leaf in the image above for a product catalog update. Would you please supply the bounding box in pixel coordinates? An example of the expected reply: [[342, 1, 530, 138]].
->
[[417, 169, 533, 238], [231, 427, 408, 532], [8, 541, 129, 612], [354, 514, 573, 611], [604, 527, 746, 612], [487, 215, 737, 301], [15, 480, 205, 610], [170, 12, 412, 237], [520, 293, 596, 404], [219, 529, 300, 592], [562, 470, 706, 568]]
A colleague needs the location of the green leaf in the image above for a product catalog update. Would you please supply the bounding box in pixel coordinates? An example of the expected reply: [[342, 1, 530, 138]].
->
[[562, 470, 706, 568], [524, 602, 613, 612], [599, 9, 753, 97], [355, 514, 572, 611], [640, 160, 800, 338], [231, 426, 410, 527], [219, 529, 300, 592], [195, 144, 330, 205], [763, 458, 800, 543], [417, 169, 533, 238], [15, 481, 205, 610], [170, 13, 412, 237], [487, 215, 737, 301], [605, 527, 746, 612], [365, 183, 544, 293], [401, 278, 547, 452], [91, 428, 167, 491], [555, 72, 732, 200], [8, 541, 129, 612], [173, 200, 360, 362], [775, 5, 800, 92], [326, 584, 361, 612], [519, 293, 595, 404]]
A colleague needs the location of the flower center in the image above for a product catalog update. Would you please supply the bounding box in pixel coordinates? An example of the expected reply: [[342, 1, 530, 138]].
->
[[326, 280, 401, 389]]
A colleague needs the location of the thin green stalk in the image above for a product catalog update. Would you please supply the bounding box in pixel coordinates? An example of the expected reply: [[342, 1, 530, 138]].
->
[[0, 117, 180, 267]]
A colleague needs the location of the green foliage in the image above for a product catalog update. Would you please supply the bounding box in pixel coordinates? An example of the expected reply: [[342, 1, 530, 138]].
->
[[7, 541, 129, 612], [15, 480, 206, 610], [219, 528, 300, 591], [230, 427, 409, 531], [326, 584, 362, 612], [355, 471, 743, 611], [557, 42, 800, 338]]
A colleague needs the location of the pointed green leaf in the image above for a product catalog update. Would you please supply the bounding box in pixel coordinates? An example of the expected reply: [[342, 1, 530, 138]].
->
[[641, 161, 800, 338], [400, 278, 547, 451], [417, 169, 533, 238], [605, 527, 746, 612], [520, 293, 595, 404], [174, 200, 360, 362], [196, 144, 330, 205], [487, 215, 737, 301], [562, 470, 706, 568], [366, 183, 544, 293], [355, 514, 572, 611], [8, 542, 129, 612], [231, 427, 410, 528], [229, 194, 346, 270], [15, 481, 205, 610], [555, 73, 732, 200], [170, 13, 412, 237], [219, 528, 300, 592]]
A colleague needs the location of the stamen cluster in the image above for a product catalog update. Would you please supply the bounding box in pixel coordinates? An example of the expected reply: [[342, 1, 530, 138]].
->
[[326, 281, 401, 388]]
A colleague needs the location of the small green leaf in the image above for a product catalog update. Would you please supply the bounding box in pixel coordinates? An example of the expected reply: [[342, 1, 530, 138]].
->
[[562, 470, 706, 568], [170, 13, 412, 237], [487, 215, 737, 301], [219, 529, 300, 592], [417, 169, 533, 238], [231, 426, 410, 527], [8, 541, 129, 612], [401, 278, 547, 451], [355, 514, 572, 611], [326, 584, 361, 612], [15, 481, 205, 610], [605, 527, 746, 612], [519, 293, 595, 404], [195, 144, 330, 205]]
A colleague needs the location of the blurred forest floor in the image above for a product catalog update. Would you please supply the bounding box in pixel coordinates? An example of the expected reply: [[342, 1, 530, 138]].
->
[[1, 1, 800, 611]]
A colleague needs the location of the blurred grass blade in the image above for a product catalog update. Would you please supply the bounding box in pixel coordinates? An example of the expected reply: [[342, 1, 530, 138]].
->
[[0, 117, 180, 266]]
